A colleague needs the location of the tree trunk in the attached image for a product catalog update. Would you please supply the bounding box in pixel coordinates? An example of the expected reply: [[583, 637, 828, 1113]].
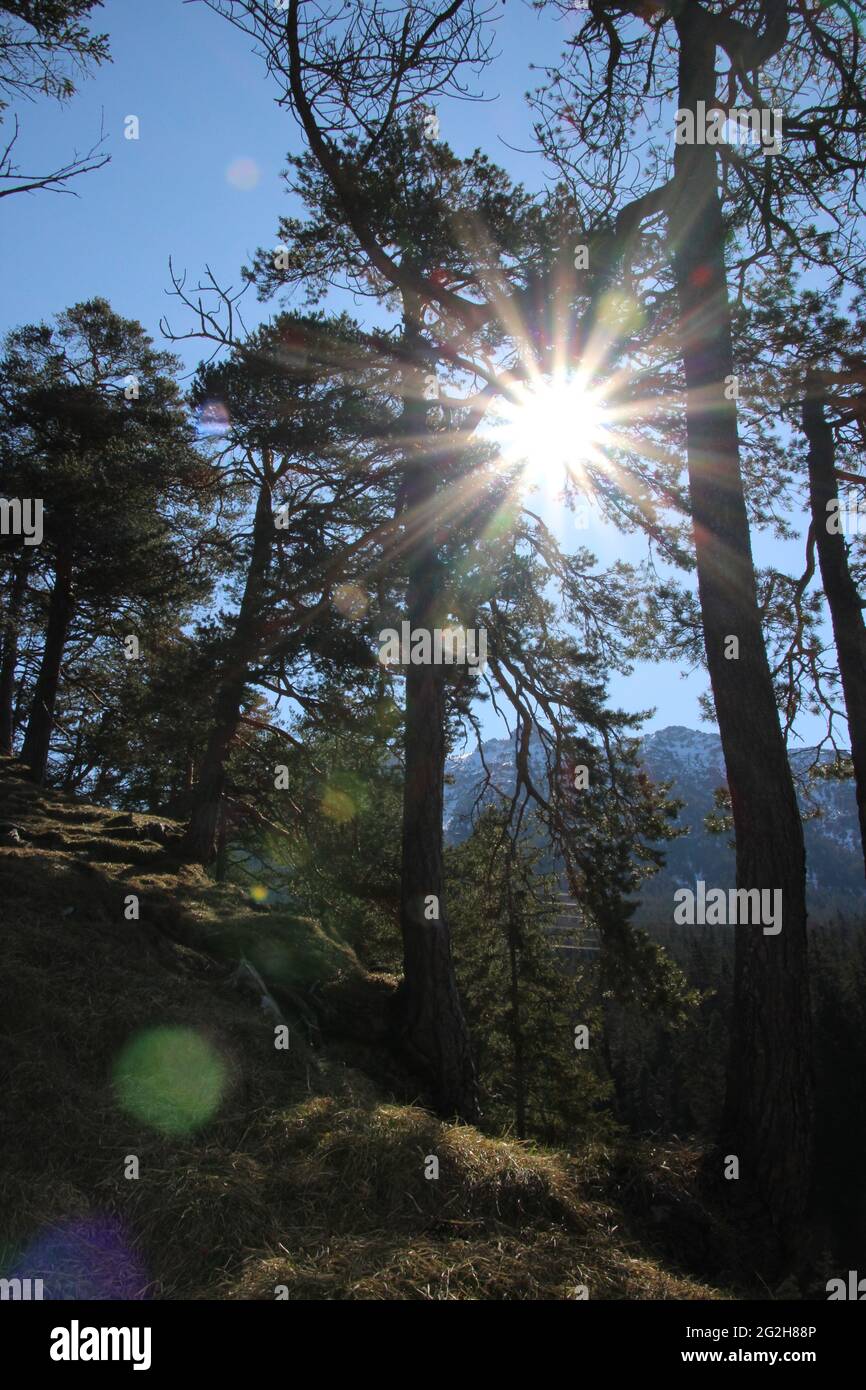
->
[[21, 549, 75, 784], [392, 308, 478, 1122], [183, 479, 274, 863], [670, 12, 813, 1256], [802, 376, 866, 879], [0, 550, 32, 757], [166, 744, 196, 819], [507, 912, 527, 1139], [61, 721, 85, 791], [215, 798, 229, 882]]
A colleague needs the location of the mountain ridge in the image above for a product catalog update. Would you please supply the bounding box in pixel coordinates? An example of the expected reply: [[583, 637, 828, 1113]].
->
[[444, 725, 865, 922]]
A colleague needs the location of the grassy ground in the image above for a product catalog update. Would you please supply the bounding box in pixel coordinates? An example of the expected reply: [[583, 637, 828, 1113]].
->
[[0, 757, 729, 1300]]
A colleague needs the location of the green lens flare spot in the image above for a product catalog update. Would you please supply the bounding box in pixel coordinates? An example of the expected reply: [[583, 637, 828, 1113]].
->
[[321, 785, 355, 822], [113, 1026, 227, 1135], [597, 288, 644, 335]]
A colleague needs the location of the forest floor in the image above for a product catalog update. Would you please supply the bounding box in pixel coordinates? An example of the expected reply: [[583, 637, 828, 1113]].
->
[[0, 756, 745, 1300]]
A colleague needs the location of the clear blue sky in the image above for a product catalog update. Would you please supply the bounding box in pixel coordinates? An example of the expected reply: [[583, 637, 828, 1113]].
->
[[0, 0, 830, 747]]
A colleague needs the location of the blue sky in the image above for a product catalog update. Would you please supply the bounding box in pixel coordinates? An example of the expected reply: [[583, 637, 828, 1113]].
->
[[0, 0, 831, 747]]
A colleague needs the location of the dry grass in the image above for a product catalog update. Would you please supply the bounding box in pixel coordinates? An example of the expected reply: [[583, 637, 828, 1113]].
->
[[0, 758, 726, 1300]]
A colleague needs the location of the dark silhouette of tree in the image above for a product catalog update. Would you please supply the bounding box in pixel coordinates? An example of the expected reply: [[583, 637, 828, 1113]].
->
[[802, 370, 866, 879], [198, 0, 702, 1123], [0, 299, 210, 782], [176, 312, 397, 864], [724, 263, 866, 876], [526, 0, 866, 1258], [0, 1, 109, 198], [0, 544, 33, 755]]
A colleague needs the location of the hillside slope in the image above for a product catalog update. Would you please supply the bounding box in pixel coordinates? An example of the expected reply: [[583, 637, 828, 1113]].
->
[[0, 758, 727, 1300]]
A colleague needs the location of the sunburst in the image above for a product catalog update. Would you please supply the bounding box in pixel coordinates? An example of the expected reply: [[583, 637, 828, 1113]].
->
[[489, 372, 609, 484]]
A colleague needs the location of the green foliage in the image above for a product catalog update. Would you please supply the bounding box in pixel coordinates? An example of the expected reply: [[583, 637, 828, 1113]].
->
[[448, 809, 612, 1144], [0, 298, 211, 611], [0, 299, 217, 781], [220, 714, 404, 965]]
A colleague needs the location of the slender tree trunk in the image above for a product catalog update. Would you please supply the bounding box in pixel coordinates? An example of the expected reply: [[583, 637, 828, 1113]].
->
[[183, 745, 195, 797], [392, 307, 478, 1122], [506, 909, 527, 1139], [91, 762, 113, 803], [61, 722, 85, 791], [166, 744, 196, 819], [802, 376, 866, 878], [183, 479, 274, 863], [21, 549, 75, 784], [0, 550, 32, 756], [505, 870, 527, 1138], [215, 798, 228, 882], [670, 13, 813, 1255]]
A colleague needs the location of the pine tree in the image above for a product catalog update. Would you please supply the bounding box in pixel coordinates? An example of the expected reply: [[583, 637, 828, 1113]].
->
[[525, 0, 866, 1256], [197, 1, 735, 1130], [0, 1, 110, 198], [0, 299, 211, 782], [448, 808, 611, 1144], [178, 311, 395, 862]]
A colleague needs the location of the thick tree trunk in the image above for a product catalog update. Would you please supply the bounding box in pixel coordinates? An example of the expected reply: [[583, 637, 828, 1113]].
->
[[670, 13, 813, 1255], [392, 310, 478, 1122], [0, 551, 32, 757], [183, 479, 274, 863], [21, 550, 75, 783], [802, 377, 866, 878]]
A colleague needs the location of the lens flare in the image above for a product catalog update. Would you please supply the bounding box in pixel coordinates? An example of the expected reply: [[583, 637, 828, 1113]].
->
[[333, 583, 368, 619], [9, 1215, 149, 1300], [113, 1026, 227, 1135], [196, 399, 230, 438], [491, 374, 608, 480], [226, 157, 261, 191], [321, 785, 355, 823]]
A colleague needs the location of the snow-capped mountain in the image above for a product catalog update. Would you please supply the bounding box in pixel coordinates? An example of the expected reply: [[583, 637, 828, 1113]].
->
[[444, 734, 548, 842], [444, 725, 865, 922]]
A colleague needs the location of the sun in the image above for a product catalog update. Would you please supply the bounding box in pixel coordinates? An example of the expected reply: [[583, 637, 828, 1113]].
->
[[491, 374, 608, 482]]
